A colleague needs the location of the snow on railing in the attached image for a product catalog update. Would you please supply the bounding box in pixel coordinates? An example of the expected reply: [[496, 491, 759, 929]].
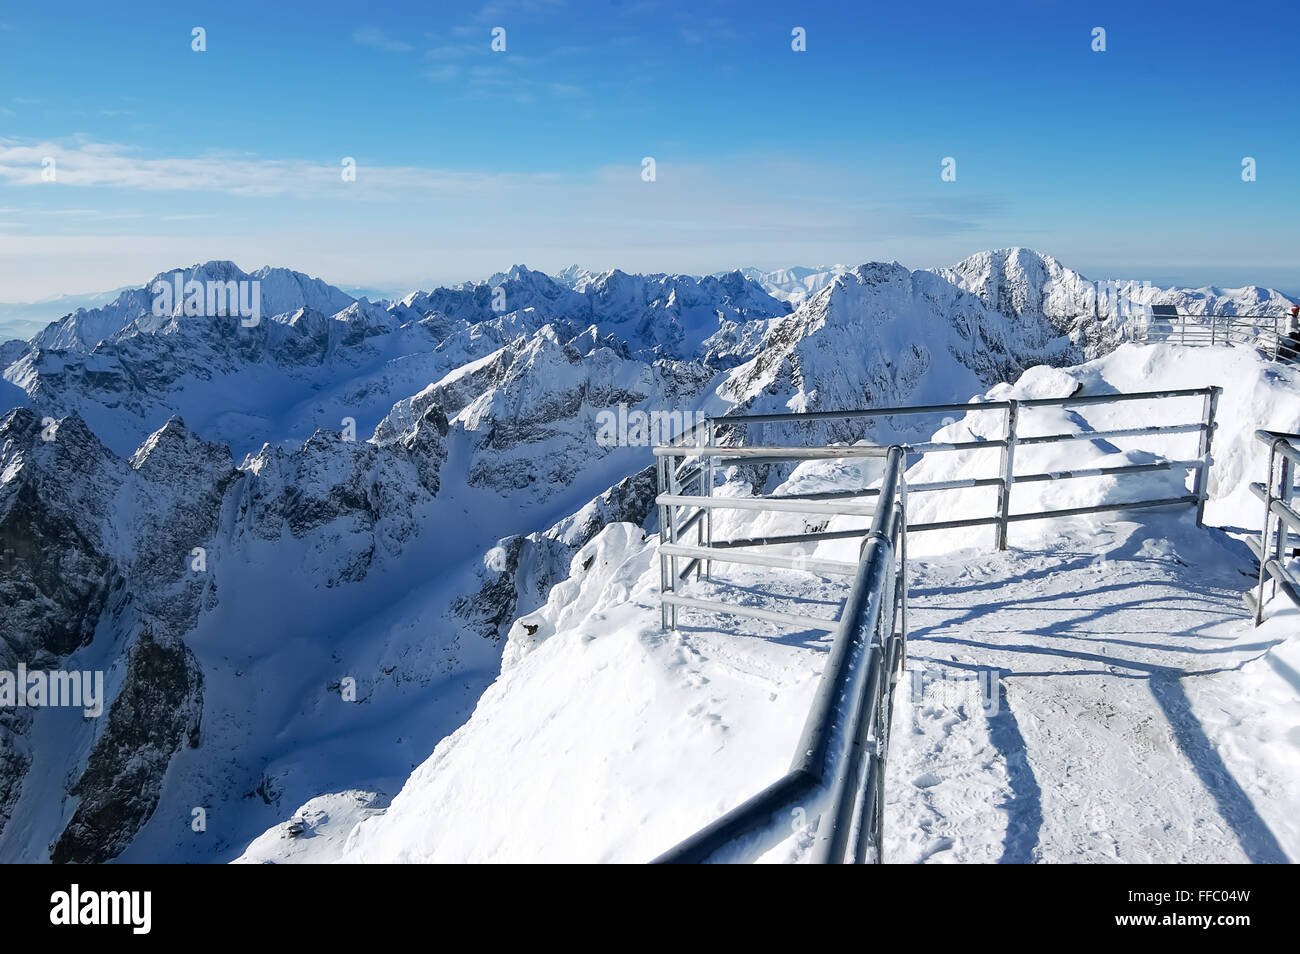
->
[[653, 445, 908, 863], [651, 387, 1220, 863], [1136, 309, 1299, 364], [1248, 430, 1300, 624]]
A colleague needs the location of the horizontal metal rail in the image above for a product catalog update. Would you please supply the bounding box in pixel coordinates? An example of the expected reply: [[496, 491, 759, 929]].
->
[[718, 400, 1012, 425], [657, 493, 878, 517], [1015, 386, 1216, 408], [1257, 429, 1300, 466], [1261, 560, 1300, 609], [660, 593, 840, 633], [1014, 422, 1204, 446], [711, 527, 875, 549], [1011, 459, 1200, 484], [719, 387, 1217, 424], [904, 437, 1006, 453], [654, 444, 891, 460], [1267, 496, 1300, 535], [774, 475, 1005, 500], [909, 515, 1002, 533], [1004, 495, 1198, 523], [659, 542, 858, 577]]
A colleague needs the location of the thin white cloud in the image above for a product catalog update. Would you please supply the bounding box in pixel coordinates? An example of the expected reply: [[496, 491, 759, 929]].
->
[[0, 138, 554, 198], [422, 64, 461, 82], [353, 27, 414, 53]]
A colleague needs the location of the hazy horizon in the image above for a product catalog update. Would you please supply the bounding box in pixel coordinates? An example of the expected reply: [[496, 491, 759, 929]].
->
[[2, 0, 1296, 303], [3, 250, 1298, 312]]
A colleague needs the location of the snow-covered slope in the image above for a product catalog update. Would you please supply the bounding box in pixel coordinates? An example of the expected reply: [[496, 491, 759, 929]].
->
[[2, 249, 1296, 865], [0, 288, 135, 342], [729, 264, 853, 305], [318, 341, 1300, 864], [720, 262, 1075, 431]]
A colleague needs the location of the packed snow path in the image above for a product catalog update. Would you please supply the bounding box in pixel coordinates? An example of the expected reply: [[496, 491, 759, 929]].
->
[[324, 515, 1298, 865], [888, 517, 1294, 864]]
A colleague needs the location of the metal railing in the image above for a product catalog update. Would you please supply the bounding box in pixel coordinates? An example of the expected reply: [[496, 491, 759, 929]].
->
[[1136, 311, 1299, 363], [1247, 429, 1300, 623], [650, 386, 1220, 863], [654, 388, 1220, 629], [653, 446, 908, 863]]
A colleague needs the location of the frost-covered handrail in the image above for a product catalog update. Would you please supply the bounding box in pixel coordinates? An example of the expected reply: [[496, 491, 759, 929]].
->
[[716, 387, 1218, 424], [1249, 430, 1300, 623], [652, 389, 1217, 629], [653, 447, 908, 864], [681, 388, 1220, 552], [654, 444, 893, 459], [1136, 312, 1299, 363]]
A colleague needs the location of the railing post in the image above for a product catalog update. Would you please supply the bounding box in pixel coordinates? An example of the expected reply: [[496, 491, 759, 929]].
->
[[668, 451, 681, 629], [1278, 456, 1294, 582], [1255, 442, 1278, 625], [1210, 315, 1217, 346], [704, 417, 714, 581], [1193, 387, 1220, 527], [996, 400, 1019, 550], [1275, 315, 1281, 362], [657, 454, 671, 629], [1180, 314, 1186, 346], [897, 487, 908, 663]]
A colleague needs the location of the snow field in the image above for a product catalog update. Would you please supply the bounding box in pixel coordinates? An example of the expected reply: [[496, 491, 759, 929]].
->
[[248, 342, 1300, 863]]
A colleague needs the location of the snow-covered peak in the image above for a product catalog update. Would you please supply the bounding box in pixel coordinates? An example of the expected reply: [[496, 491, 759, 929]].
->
[[553, 264, 599, 290], [28, 261, 357, 353], [719, 261, 1073, 438], [731, 264, 854, 305]]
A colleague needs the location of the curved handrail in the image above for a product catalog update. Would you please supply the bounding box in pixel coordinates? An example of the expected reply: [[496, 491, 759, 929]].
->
[[653, 446, 907, 864]]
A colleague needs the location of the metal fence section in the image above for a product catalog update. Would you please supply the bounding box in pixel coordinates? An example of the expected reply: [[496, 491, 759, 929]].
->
[[655, 388, 1220, 603], [650, 386, 1221, 863], [1247, 429, 1300, 623], [1136, 310, 1299, 364], [653, 446, 909, 864]]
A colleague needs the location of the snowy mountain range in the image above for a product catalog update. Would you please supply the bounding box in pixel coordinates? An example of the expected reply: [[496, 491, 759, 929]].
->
[[0, 248, 1296, 863]]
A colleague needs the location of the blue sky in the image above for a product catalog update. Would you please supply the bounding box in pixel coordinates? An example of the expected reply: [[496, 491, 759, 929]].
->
[[1, 0, 1297, 299]]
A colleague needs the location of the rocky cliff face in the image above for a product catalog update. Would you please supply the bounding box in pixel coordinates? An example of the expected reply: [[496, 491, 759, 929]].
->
[[451, 465, 660, 643], [51, 625, 204, 864], [0, 409, 233, 855], [718, 262, 1077, 452]]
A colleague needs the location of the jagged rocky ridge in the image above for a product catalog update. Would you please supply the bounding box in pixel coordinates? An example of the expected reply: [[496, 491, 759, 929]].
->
[[0, 249, 1294, 862]]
